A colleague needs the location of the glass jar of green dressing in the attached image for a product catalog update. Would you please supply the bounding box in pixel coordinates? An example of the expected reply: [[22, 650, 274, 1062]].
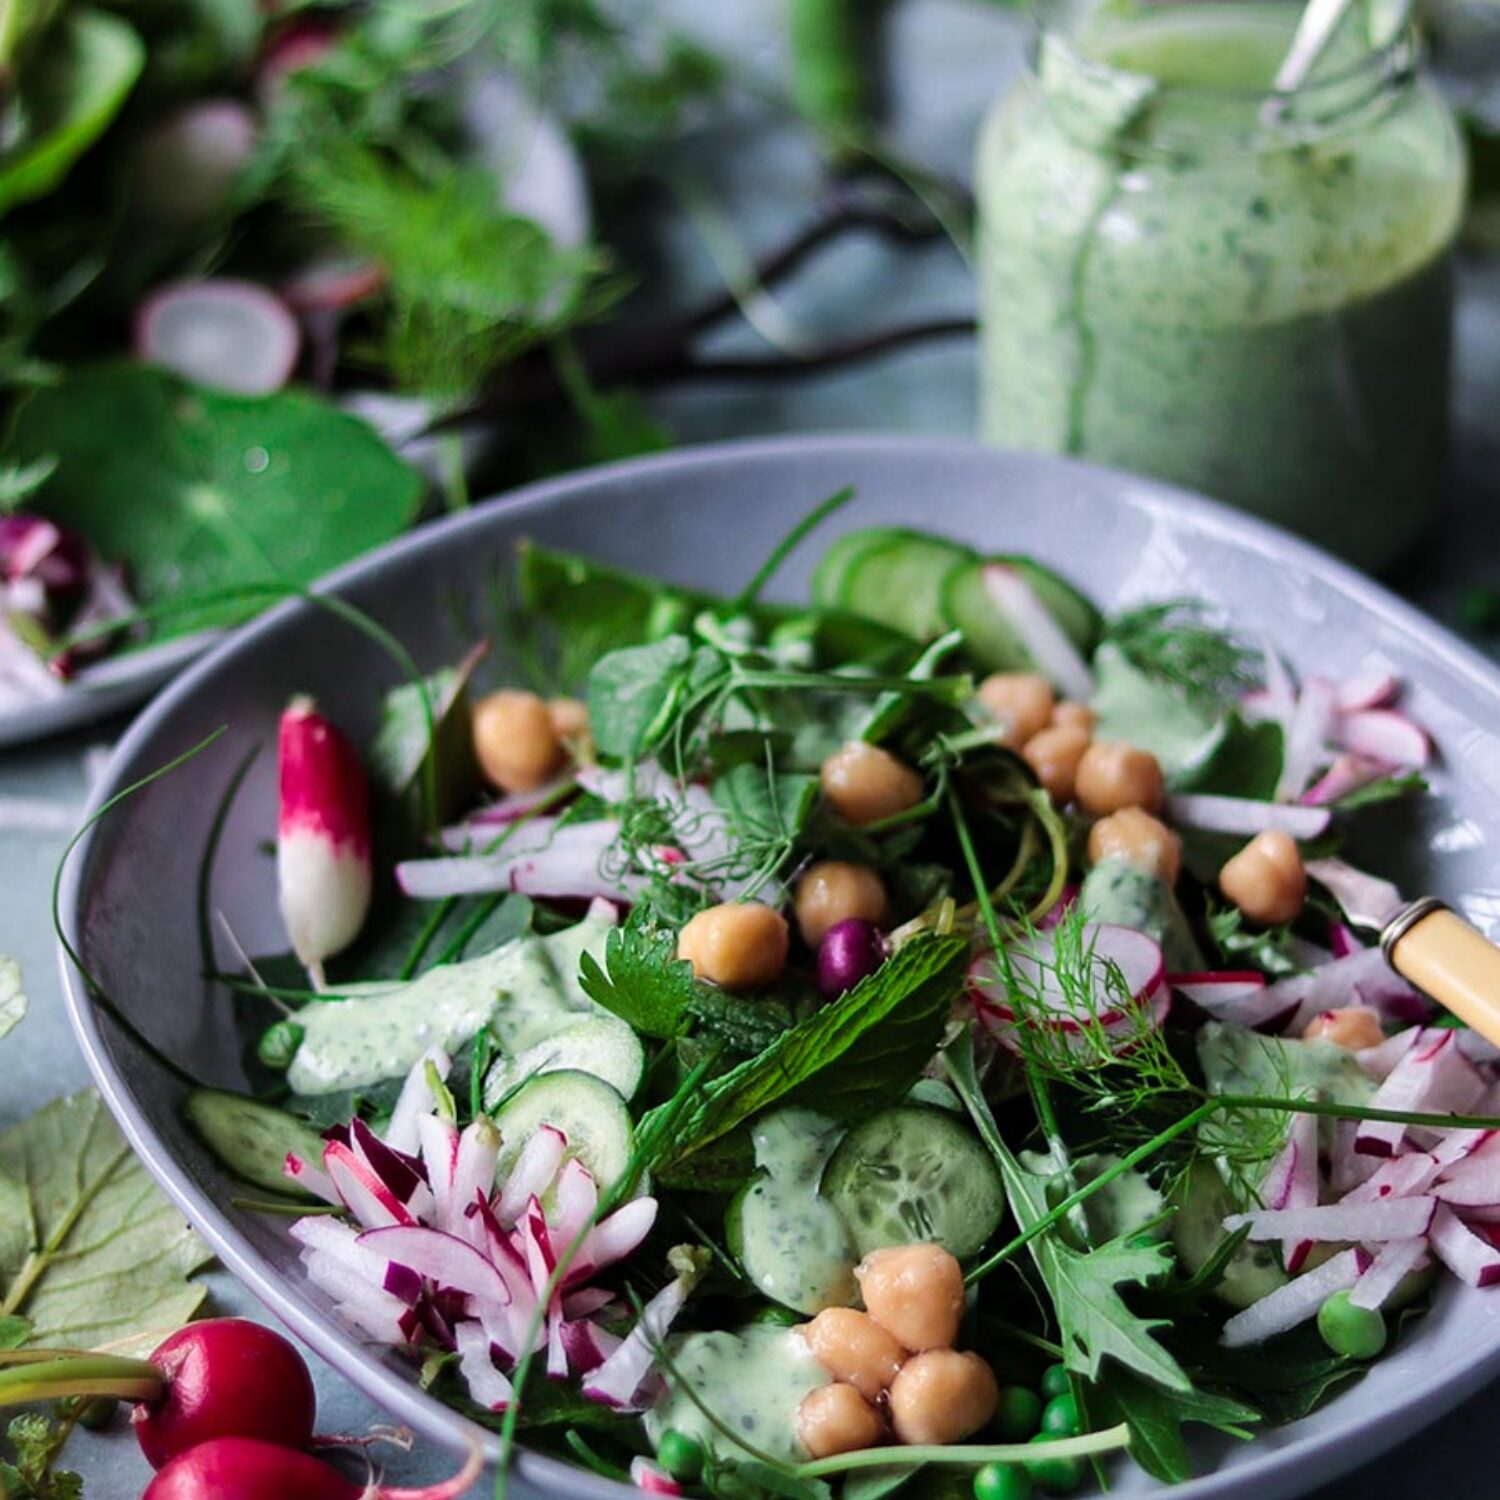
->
[[976, 1, 1466, 571]]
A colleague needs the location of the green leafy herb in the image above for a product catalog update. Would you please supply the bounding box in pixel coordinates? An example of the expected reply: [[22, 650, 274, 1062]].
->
[[1104, 601, 1257, 711], [587, 635, 723, 760], [10, 365, 422, 637], [0, 962, 26, 1045], [0, 1090, 211, 1353], [0, 458, 56, 512], [579, 911, 700, 1039], [1088, 1367, 1257, 1484], [642, 932, 966, 1177], [368, 650, 483, 824], [1330, 770, 1428, 811], [0, 1409, 84, 1499], [1174, 713, 1283, 800]]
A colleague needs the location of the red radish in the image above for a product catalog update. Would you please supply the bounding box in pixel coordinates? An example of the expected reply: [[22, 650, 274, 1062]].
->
[[1274, 675, 1336, 801], [1163, 792, 1330, 840], [143, 1435, 483, 1500], [1334, 708, 1432, 768], [278, 696, 372, 984], [1335, 666, 1401, 714], [134, 100, 258, 228], [280, 258, 387, 314], [1300, 753, 1394, 807], [980, 563, 1093, 700], [136, 280, 301, 395], [133, 1319, 316, 1470], [631, 1458, 685, 1495], [1169, 972, 1295, 1030], [1355, 1030, 1485, 1158]]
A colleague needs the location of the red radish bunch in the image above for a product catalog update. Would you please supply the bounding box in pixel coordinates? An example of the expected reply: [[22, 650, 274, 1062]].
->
[[278, 696, 372, 984]]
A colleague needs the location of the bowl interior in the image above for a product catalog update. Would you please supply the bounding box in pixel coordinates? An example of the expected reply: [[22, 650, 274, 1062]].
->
[[62, 437, 1500, 1500]]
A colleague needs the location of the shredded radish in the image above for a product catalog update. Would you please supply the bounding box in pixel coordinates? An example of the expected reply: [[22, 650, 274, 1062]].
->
[[582, 1274, 692, 1410], [1335, 667, 1401, 714], [1224, 1196, 1437, 1244], [1164, 793, 1330, 839], [1275, 675, 1336, 802], [1301, 753, 1395, 807], [1355, 1030, 1485, 1157], [1172, 972, 1295, 1030], [1220, 1248, 1370, 1347], [980, 563, 1093, 700], [1430, 1205, 1500, 1287], [1349, 1238, 1430, 1310], [631, 1459, 685, 1496], [1334, 709, 1431, 768]]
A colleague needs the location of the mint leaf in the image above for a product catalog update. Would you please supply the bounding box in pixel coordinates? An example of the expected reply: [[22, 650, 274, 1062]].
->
[[10, 364, 422, 636], [1089, 1367, 1257, 1483], [946, 1034, 1192, 1395], [644, 933, 966, 1175]]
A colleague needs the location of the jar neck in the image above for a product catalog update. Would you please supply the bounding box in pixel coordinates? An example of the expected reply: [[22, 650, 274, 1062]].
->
[[1028, 2, 1421, 154]]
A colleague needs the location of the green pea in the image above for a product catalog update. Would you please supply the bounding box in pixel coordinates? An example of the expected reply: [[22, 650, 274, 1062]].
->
[[1025, 1435, 1084, 1493], [974, 1462, 1034, 1500], [256, 1019, 305, 1071], [1317, 1290, 1387, 1359], [1040, 1392, 1080, 1437], [1039, 1363, 1071, 1400], [656, 1429, 705, 1482], [994, 1384, 1044, 1441]]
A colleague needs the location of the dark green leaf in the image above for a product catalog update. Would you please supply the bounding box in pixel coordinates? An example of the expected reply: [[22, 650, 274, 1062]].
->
[[587, 635, 706, 759], [1331, 770, 1427, 811], [0, 10, 144, 215], [368, 652, 482, 824], [1174, 714, 1283, 800], [1089, 1367, 1256, 1484], [643, 933, 966, 1175], [579, 912, 700, 1039], [12, 365, 422, 636], [711, 763, 818, 850], [0, 1318, 29, 1350]]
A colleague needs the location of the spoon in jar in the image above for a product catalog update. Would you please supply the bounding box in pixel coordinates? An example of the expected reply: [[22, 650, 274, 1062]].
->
[[1263, 0, 1412, 122]]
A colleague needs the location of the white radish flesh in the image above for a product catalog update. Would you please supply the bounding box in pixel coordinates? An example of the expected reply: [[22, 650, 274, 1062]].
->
[[1349, 1238, 1430, 1310], [1334, 709, 1432, 768], [1223, 1196, 1437, 1244], [1164, 793, 1330, 840], [1220, 1248, 1370, 1347], [1355, 1030, 1485, 1158], [980, 563, 1093, 700], [136, 279, 301, 395], [1429, 1205, 1500, 1287]]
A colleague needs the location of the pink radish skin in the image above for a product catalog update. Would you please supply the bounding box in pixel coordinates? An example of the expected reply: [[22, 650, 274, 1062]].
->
[[143, 1435, 483, 1499], [136, 279, 301, 395], [281, 259, 387, 314], [133, 1319, 316, 1471], [278, 696, 372, 982]]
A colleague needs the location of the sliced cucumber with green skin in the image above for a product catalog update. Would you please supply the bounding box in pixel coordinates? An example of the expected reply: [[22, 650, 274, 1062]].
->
[[821, 1105, 1006, 1260], [822, 528, 972, 639], [185, 1089, 329, 1198], [492, 1070, 634, 1193], [941, 556, 1102, 673], [483, 1015, 645, 1110], [810, 529, 896, 612], [1170, 1159, 1286, 1310]]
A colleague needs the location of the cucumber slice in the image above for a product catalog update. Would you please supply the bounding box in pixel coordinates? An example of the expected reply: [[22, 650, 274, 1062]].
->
[[483, 1015, 645, 1109], [822, 1106, 1005, 1260], [185, 1089, 328, 1198], [492, 1070, 634, 1193], [835, 531, 976, 641], [1170, 1160, 1287, 1310], [941, 556, 1102, 673], [810, 529, 895, 611]]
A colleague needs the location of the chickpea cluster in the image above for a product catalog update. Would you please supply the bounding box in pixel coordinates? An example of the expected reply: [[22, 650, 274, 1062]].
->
[[471, 690, 593, 794], [794, 1244, 999, 1459]]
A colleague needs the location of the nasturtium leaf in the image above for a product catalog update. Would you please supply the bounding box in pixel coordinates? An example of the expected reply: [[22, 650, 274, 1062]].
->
[[0, 1090, 211, 1353], [0, 11, 144, 214], [10, 364, 422, 636]]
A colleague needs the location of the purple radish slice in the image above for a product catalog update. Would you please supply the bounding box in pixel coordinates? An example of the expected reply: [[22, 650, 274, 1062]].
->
[[1301, 752, 1394, 806], [1335, 666, 1401, 713], [1274, 675, 1336, 802], [969, 923, 1164, 1027], [1163, 792, 1330, 840], [134, 100, 258, 228], [136, 279, 300, 395], [1219, 1247, 1371, 1347]]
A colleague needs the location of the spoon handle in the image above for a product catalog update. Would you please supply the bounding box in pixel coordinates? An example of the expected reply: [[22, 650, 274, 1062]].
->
[[1385, 902, 1500, 1050]]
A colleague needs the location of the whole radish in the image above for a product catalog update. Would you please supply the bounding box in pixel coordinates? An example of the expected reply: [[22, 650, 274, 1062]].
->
[[132, 1318, 316, 1470], [278, 696, 372, 984], [142, 1436, 483, 1499]]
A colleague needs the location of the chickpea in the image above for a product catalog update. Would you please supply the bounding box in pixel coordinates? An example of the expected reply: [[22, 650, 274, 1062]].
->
[[1074, 740, 1165, 816], [1304, 1006, 1385, 1052], [855, 1243, 964, 1352], [978, 673, 1055, 750], [1219, 830, 1307, 927], [473, 690, 564, 793], [801, 1308, 905, 1400], [821, 742, 925, 827], [1052, 699, 1096, 735], [794, 862, 889, 948], [1021, 725, 1091, 806], [548, 696, 591, 751], [677, 902, 789, 990], [888, 1350, 999, 1447], [796, 1382, 886, 1459], [1087, 807, 1182, 885]]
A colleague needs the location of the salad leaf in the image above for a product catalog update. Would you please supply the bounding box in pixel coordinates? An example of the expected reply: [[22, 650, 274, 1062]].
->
[[1331, 770, 1428, 810], [0, 1090, 211, 1354], [368, 653, 482, 824], [10, 364, 422, 636], [579, 911, 700, 1039], [586, 636, 723, 760], [1174, 713, 1283, 800], [1089, 1367, 1257, 1483], [1, 1410, 84, 1499], [643, 932, 966, 1177], [1102, 601, 1257, 712], [0, 959, 27, 1044], [0, 10, 144, 215], [711, 763, 818, 850]]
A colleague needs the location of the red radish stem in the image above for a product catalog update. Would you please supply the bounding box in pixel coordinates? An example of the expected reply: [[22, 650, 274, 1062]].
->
[[133, 1319, 317, 1470], [136, 279, 301, 396], [278, 696, 372, 985], [143, 1435, 484, 1499]]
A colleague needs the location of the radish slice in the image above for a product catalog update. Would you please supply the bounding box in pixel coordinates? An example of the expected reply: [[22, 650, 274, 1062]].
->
[[1172, 972, 1297, 1030], [1220, 1247, 1370, 1347], [980, 563, 1093, 700], [582, 1274, 692, 1410], [1335, 667, 1401, 714], [455, 1319, 514, 1411], [1164, 793, 1330, 840], [1340, 1151, 1443, 1204], [1223, 1196, 1437, 1243], [1275, 676, 1336, 802], [1301, 753, 1395, 807], [1275, 1112, 1319, 1273], [1355, 1030, 1486, 1158], [1430, 1205, 1500, 1286], [631, 1459, 684, 1496], [1349, 1238, 1430, 1310], [1334, 709, 1432, 768], [1355, 1027, 1422, 1081], [280, 257, 386, 314], [136, 279, 301, 395]]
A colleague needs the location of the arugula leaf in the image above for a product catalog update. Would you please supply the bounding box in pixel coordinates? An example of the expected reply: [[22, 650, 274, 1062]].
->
[[11, 364, 422, 636], [1089, 1367, 1257, 1483], [0, 960, 26, 1045], [946, 1034, 1192, 1395], [643, 933, 966, 1177], [0, 1090, 211, 1354], [711, 763, 817, 850], [0, 10, 144, 215]]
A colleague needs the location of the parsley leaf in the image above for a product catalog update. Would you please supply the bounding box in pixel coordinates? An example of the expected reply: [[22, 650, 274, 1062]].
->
[[579, 911, 699, 1039]]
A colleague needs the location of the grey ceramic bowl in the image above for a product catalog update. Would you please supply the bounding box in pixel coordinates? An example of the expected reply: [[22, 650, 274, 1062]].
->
[[59, 436, 1500, 1499]]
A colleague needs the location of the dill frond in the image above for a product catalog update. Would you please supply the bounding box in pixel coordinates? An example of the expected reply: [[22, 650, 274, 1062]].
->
[[1105, 600, 1258, 709]]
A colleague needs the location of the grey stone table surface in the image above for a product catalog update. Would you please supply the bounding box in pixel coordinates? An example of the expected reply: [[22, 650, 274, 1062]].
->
[[4, 2, 1500, 1495]]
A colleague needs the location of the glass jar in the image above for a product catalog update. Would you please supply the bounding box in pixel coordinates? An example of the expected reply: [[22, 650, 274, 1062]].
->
[[976, 1, 1467, 572]]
